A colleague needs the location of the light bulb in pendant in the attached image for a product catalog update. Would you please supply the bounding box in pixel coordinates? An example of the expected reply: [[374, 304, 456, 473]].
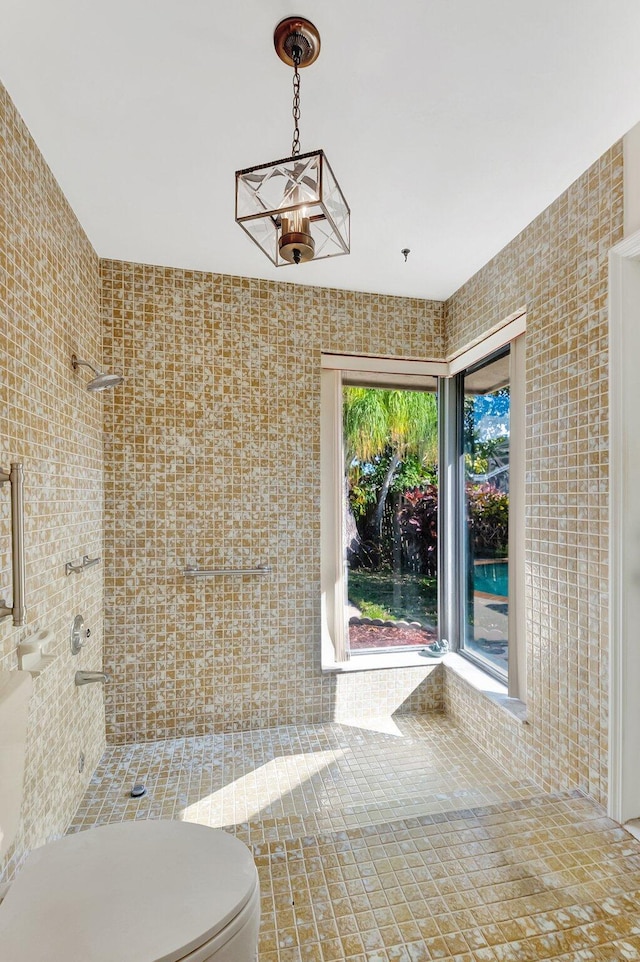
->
[[279, 205, 315, 265]]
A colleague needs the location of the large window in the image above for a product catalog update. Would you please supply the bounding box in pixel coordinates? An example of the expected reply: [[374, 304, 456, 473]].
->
[[321, 318, 525, 698]]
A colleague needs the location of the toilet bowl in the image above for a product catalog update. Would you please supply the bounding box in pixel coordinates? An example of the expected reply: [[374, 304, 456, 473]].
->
[[0, 669, 259, 962], [0, 818, 260, 962]]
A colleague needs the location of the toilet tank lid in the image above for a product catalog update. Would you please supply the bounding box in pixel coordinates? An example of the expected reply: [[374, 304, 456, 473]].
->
[[0, 820, 259, 962]]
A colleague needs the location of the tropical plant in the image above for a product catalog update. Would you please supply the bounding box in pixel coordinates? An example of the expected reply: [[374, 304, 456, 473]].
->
[[466, 483, 509, 554], [389, 482, 508, 574], [343, 387, 438, 565], [395, 485, 439, 575]]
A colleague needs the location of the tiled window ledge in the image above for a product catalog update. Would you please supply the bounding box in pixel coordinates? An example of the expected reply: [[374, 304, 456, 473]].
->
[[322, 649, 443, 673], [321, 649, 527, 724], [442, 652, 528, 723]]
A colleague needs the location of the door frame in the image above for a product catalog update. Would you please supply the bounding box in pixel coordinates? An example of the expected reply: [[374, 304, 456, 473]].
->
[[608, 228, 640, 823]]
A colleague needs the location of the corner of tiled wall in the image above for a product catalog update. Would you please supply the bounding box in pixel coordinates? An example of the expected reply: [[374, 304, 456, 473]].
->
[[443, 141, 624, 805], [0, 80, 105, 880]]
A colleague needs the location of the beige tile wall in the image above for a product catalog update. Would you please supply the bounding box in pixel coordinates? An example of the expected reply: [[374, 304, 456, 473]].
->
[[101, 139, 623, 809], [0, 81, 105, 879], [0, 62, 624, 880], [444, 143, 624, 805], [100, 263, 445, 742]]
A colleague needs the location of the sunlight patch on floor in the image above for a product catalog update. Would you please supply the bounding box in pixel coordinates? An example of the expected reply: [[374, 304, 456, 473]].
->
[[336, 716, 405, 736], [181, 750, 346, 825]]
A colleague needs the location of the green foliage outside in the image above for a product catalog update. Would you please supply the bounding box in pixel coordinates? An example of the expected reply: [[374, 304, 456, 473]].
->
[[344, 385, 509, 634], [466, 483, 509, 556], [343, 387, 438, 570], [357, 599, 394, 620], [344, 387, 438, 466], [348, 570, 438, 626], [349, 453, 437, 519], [343, 385, 509, 574]]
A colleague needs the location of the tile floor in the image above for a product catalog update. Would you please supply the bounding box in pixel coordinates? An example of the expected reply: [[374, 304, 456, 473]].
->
[[70, 714, 640, 961]]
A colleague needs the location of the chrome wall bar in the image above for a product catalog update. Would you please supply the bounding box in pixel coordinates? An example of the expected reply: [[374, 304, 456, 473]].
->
[[65, 555, 101, 576], [0, 463, 27, 626], [183, 565, 271, 577]]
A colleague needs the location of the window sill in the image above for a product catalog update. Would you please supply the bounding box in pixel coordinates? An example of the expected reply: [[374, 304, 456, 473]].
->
[[442, 653, 528, 723], [321, 649, 445, 674], [320, 649, 527, 724]]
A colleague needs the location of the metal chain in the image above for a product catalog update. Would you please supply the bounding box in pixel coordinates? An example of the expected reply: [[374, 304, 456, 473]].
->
[[291, 46, 301, 156]]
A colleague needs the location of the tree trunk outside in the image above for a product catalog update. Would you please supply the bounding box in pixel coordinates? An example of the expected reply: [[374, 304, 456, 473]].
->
[[366, 452, 400, 547], [344, 475, 362, 567]]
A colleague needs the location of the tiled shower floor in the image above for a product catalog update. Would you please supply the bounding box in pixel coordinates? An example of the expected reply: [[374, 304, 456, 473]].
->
[[70, 714, 640, 961]]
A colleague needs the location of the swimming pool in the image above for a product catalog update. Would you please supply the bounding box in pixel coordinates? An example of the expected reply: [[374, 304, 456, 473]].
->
[[473, 560, 508, 597]]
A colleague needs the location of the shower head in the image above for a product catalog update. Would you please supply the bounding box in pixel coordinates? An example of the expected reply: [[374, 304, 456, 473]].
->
[[86, 371, 124, 392], [72, 355, 124, 392]]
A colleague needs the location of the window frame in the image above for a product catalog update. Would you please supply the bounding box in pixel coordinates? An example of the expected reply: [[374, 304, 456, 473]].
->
[[457, 346, 512, 685], [320, 314, 526, 700], [320, 356, 445, 665], [446, 326, 526, 700]]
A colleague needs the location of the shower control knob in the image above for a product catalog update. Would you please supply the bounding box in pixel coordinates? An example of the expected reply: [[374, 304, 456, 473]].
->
[[70, 614, 88, 655]]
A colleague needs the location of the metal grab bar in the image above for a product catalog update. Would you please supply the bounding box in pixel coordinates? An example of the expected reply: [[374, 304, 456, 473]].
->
[[65, 555, 101, 576], [183, 565, 271, 577], [0, 463, 27, 626]]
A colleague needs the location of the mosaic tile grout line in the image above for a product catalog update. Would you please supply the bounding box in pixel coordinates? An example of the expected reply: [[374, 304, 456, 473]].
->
[[65, 714, 640, 962]]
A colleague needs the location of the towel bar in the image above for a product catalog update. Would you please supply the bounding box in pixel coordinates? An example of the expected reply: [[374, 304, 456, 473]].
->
[[183, 565, 271, 577]]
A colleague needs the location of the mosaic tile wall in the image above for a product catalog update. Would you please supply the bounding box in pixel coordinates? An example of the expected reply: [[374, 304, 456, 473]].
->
[[0, 80, 105, 879], [100, 263, 446, 742], [443, 669, 533, 785], [444, 143, 624, 805]]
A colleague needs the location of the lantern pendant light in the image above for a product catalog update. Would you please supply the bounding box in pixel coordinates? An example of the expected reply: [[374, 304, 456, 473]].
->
[[235, 17, 350, 267]]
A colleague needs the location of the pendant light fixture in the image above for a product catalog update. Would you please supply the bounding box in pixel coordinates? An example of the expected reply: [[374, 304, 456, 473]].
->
[[235, 17, 350, 267]]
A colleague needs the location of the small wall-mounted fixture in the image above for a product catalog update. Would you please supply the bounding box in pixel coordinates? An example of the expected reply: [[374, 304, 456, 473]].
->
[[71, 355, 124, 392], [401, 248, 411, 262], [75, 670, 109, 686], [0, 462, 26, 627], [17, 628, 55, 676], [70, 614, 89, 655], [235, 16, 350, 267], [65, 554, 101, 576]]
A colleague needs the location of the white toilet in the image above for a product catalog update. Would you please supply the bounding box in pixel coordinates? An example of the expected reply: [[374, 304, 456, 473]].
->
[[0, 671, 260, 962]]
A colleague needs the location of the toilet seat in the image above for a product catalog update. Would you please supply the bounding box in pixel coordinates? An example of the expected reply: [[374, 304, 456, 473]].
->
[[0, 820, 260, 962]]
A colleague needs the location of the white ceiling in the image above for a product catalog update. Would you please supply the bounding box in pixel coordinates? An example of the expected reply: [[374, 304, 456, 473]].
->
[[1, 1, 640, 300]]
